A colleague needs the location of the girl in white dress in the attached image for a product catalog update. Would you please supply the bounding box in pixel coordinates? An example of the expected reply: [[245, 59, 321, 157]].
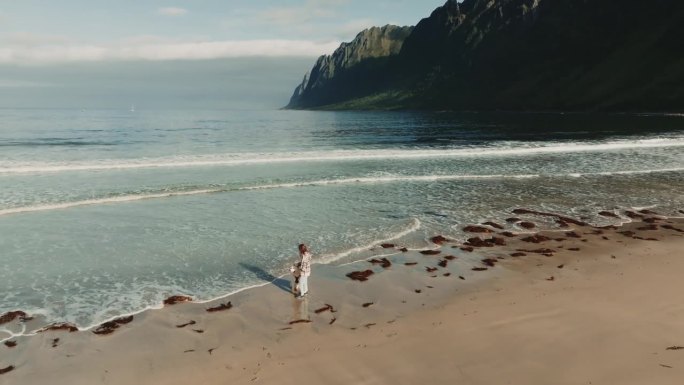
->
[[297, 243, 312, 298]]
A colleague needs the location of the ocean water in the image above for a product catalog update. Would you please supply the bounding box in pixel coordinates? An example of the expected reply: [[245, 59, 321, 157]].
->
[[0, 109, 683, 333]]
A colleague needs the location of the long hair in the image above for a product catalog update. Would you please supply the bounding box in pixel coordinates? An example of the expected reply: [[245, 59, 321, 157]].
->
[[298, 243, 308, 255]]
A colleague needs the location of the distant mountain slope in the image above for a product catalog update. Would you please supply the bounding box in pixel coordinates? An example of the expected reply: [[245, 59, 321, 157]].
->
[[287, 25, 413, 109], [286, 0, 684, 111]]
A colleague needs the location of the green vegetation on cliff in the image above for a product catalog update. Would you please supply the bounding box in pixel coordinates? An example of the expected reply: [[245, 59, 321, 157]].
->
[[286, 0, 684, 112]]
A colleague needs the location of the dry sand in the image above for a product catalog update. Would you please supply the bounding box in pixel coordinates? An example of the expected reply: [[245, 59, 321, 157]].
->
[[2, 216, 684, 385]]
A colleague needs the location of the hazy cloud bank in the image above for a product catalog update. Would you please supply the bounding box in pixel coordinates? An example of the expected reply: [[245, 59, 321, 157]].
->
[[0, 39, 339, 65], [0, 57, 314, 109], [157, 7, 189, 17]]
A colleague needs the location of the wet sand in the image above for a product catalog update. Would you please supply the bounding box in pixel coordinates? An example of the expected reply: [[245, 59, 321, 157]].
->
[[2, 213, 684, 385]]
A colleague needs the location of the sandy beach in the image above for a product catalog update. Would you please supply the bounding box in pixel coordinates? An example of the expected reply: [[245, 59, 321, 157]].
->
[[2, 212, 684, 385], [2, 1, 683, 383]]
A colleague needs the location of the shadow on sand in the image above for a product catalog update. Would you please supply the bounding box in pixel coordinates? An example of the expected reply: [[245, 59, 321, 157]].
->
[[240, 263, 292, 294]]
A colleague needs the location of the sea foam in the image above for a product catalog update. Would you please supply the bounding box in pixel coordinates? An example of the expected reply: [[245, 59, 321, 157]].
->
[[1, 136, 683, 175], [1, 169, 682, 217]]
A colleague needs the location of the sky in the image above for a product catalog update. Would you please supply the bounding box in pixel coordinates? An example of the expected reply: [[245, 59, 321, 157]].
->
[[0, 0, 444, 109]]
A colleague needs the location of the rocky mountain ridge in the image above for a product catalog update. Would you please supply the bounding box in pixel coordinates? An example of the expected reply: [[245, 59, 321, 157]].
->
[[286, 0, 684, 112], [288, 25, 413, 108]]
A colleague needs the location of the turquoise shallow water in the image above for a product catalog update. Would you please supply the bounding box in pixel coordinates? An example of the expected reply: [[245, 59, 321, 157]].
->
[[0, 109, 683, 331]]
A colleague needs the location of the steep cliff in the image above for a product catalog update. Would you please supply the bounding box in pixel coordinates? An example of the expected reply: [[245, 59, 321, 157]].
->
[[286, 0, 684, 112], [286, 25, 413, 109]]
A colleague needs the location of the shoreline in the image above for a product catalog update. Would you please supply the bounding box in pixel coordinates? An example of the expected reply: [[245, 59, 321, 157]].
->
[[2, 206, 681, 336], [283, 105, 684, 116], [1, 208, 682, 332], [2, 209, 684, 383]]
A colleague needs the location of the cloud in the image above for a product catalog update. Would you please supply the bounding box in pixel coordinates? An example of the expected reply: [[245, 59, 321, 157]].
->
[[157, 7, 188, 16], [335, 18, 378, 38], [308, 0, 351, 6], [256, 0, 350, 25], [0, 39, 341, 64], [0, 79, 55, 88], [2, 32, 71, 46], [259, 7, 333, 25]]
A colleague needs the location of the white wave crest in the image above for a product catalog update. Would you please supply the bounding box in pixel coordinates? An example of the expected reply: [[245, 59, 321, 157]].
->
[[2, 137, 683, 175], [0, 189, 220, 216], [241, 174, 539, 191], [0, 168, 682, 217], [316, 218, 422, 264]]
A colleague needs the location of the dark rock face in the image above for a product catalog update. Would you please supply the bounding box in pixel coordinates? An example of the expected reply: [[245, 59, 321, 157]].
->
[[521, 235, 552, 243], [0, 311, 31, 325], [662, 224, 684, 233], [346, 270, 374, 281], [286, 0, 684, 112], [38, 323, 78, 333], [176, 320, 196, 328], [481, 258, 498, 267], [430, 235, 449, 244], [625, 211, 644, 219], [286, 25, 413, 109], [93, 316, 134, 336], [163, 295, 192, 306], [482, 222, 504, 230], [289, 319, 312, 325], [206, 302, 233, 313], [369, 258, 392, 268], [517, 248, 555, 256], [316, 304, 336, 313], [0, 365, 15, 375], [465, 236, 505, 247], [463, 225, 493, 233], [519, 222, 536, 229], [465, 237, 492, 247]]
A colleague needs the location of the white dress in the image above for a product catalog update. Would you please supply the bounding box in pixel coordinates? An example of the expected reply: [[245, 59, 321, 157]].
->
[[300, 252, 312, 277]]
